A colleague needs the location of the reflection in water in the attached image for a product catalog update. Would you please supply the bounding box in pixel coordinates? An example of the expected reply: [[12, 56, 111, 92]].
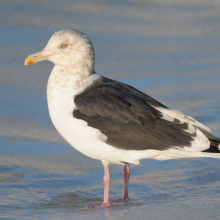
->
[[44, 192, 102, 208], [104, 207, 111, 219]]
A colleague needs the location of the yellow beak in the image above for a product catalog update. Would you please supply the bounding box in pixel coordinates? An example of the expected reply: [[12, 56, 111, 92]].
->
[[24, 51, 51, 65]]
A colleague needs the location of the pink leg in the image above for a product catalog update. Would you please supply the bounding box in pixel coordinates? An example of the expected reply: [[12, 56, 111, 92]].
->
[[102, 165, 111, 207], [111, 162, 131, 203], [84, 165, 111, 209]]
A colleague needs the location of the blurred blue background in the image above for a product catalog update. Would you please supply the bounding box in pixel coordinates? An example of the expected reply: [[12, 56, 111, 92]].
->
[[1, 0, 220, 219]]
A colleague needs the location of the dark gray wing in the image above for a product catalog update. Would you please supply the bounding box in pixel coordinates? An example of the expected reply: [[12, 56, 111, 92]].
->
[[73, 77, 194, 151]]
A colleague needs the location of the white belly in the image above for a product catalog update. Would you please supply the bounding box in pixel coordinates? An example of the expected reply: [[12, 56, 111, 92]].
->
[[47, 70, 109, 160], [46, 68, 136, 165], [46, 71, 153, 165], [48, 93, 138, 165]]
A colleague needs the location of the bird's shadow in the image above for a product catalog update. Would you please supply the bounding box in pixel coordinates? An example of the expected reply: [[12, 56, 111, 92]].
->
[[41, 191, 140, 211], [41, 192, 101, 209]]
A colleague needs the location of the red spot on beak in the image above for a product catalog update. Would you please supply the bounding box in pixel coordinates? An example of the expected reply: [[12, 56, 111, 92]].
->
[[28, 61, 35, 65]]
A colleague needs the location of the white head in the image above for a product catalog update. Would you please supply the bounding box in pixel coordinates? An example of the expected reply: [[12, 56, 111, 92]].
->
[[25, 29, 95, 74]]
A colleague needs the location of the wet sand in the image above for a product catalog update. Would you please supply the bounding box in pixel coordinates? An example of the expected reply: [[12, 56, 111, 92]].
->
[[1, 0, 220, 219]]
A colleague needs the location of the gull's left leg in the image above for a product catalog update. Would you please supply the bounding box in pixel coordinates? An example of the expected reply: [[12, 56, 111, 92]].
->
[[84, 164, 111, 209], [111, 162, 131, 203], [102, 165, 111, 207]]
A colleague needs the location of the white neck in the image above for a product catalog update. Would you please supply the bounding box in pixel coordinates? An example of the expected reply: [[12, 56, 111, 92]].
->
[[47, 65, 90, 97], [46, 65, 99, 117]]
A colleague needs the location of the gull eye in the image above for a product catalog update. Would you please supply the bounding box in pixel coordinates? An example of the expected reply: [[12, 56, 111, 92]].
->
[[61, 44, 68, 49]]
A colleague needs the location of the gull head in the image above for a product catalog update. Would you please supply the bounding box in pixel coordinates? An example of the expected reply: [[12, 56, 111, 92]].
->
[[25, 29, 95, 72]]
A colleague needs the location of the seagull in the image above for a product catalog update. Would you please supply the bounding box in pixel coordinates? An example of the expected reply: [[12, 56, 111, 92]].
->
[[25, 29, 220, 208]]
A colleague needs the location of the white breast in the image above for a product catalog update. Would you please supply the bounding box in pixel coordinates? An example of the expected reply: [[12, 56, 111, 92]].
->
[[46, 66, 152, 165], [47, 66, 127, 164]]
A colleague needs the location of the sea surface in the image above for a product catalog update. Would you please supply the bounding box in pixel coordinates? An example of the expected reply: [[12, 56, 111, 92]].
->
[[1, 0, 220, 219]]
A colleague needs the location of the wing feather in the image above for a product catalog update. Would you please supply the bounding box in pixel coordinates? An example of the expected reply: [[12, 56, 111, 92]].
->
[[73, 77, 197, 151]]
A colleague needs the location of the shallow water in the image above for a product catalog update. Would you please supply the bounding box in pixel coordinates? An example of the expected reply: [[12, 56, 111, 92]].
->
[[1, 0, 220, 219]]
